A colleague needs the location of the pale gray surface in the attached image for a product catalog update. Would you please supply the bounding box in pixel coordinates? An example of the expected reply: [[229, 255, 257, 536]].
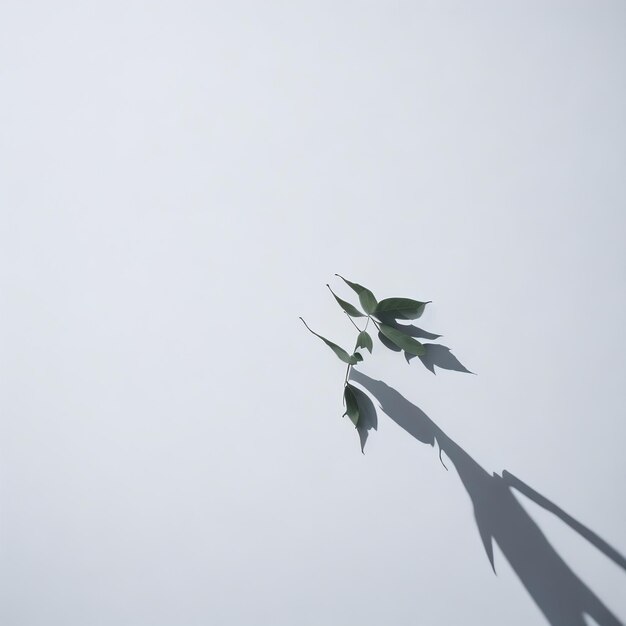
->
[[1, 2, 625, 625]]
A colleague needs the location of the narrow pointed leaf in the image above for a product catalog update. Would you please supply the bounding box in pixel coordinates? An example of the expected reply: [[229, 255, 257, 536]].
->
[[326, 285, 365, 318], [335, 274, 377, 314], [377, 318, 442, 340], [300, 318, 359, 364], [374, 297, 431, 320], [343, 384, 360, 426], [356, 330, 373, 354], [378, 323, 426, 356]]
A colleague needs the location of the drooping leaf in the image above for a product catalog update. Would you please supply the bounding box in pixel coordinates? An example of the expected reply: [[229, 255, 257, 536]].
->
[[377, 318, 442, 340], [349, 385, 378, 453], [374, 297, 431, 320], [326, 285, 365, 318], [352, 351, 363, 362], [356, 330, 373, 353], [335, 274, 377, 314], [300, 318, 359, 364], [343, 384, 360, 426], [407, 326, 442, 340], [378, 330, 401, 352], [378, 323, 426, 356]]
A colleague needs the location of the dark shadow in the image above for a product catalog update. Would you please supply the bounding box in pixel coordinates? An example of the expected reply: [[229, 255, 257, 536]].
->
[[409, 343, 475, 375], [350, 369, 625, 626]]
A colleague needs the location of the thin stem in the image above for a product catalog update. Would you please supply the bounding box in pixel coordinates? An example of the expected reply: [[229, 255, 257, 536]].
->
[[344, 363, 351, 387], [345, 313, 362, 332], [344, 315, 373, 390]]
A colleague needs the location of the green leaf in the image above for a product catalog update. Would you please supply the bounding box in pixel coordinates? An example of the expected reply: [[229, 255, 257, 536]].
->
[[352, 351, 363, 362], [335, 274, 377, 314], [300, 318, 359, 364], [343, 384, 360, 426], [374, 297, 431, 320], [378, 323, 426, 356], [356, 330, 373, 353], [350, 385, 378, 454], [378, 330, 401, 352], [326, 285, 365, 318]]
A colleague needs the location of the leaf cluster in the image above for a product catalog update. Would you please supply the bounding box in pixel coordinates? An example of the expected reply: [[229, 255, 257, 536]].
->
[[300, 275, 434, 449]]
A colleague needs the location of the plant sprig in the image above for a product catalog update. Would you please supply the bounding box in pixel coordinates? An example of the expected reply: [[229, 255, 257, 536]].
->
[[300, 275, 432, 447]]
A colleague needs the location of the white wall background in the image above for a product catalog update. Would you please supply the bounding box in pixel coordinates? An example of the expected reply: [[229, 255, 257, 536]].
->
[[1, 2, 625, 624]]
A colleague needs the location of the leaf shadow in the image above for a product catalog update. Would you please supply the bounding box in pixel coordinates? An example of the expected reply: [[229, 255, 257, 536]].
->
[[408, 343, 475, 375], [349, 370, 626, 626]]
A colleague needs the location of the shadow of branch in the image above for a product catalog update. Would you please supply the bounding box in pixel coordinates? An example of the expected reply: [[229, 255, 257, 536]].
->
[[349, 369, 625, 626]]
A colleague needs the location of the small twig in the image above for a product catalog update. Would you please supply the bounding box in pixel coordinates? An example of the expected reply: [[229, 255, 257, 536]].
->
[[345, 313, 362, 332]]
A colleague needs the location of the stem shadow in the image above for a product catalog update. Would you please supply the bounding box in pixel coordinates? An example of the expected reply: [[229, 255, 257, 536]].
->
[[349, 369, 625, 626]]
